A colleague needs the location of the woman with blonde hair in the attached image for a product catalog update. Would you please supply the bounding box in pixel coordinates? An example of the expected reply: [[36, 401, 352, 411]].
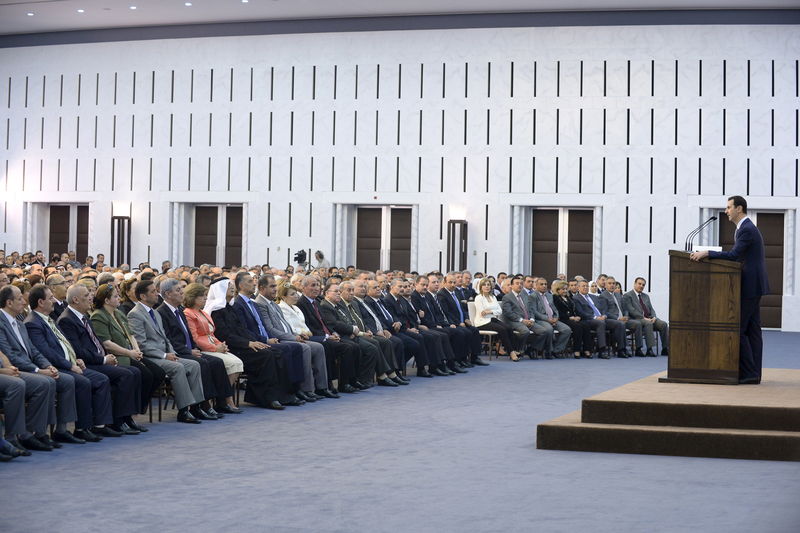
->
[[473, 277, 521, 361], [551, 279, 593, 359], [183, 282, 244, 414]]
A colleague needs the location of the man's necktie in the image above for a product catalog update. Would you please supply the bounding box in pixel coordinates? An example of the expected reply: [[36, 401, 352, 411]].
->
[[612, 295, 623, 317], [638, 294, 651, 318], [311, 300, 331, 335], [10, 320, 29, 355], [584, 295, 602, 318], [347, 304, 365, 330], [516, 294, 529, 320], [376, 300, 393, 323], [148, 308, 158, 326], [82, 316, 105, 359], [45, 315, 76, 364], [175, 308, 193, 349], [451, 291, 464, 322], [247, 301, 269, 338], [540, 292, 553, 320]]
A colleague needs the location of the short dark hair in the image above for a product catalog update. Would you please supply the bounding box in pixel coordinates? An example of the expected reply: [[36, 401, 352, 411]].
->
[[728, 195, 747, 213], [139, 271, 156, 281], [0, 285, 15, 308], [28, 284, 49, 311], [94, 283, 117, 310], [234, 271, 251, 290], [634, 277, 646, 285], [135, 279, 155, 299], [257, 274, 274, 289]]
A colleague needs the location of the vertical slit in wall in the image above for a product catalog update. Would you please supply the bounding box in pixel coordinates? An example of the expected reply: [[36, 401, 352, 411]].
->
[[225, 157, 230, 191], [626, 108, 630, 145], [417, 156, 422, 192], [771, 60, 775, 97], [771, 158, 775, 196], [331, 156, 335, 191], [441, 110, 445, 145], [188, 113, 193, 147], [771, 109, 775, 146], [486, 109, 490, 145], [151, 70, 155, 104], [649, 157, 654, 194], [289, 157, 293, 191], [208, 112, 213, 147], [149, 157, 153, 191], [229, 67, 234, 102], [673, 157, 678, 194], [673, 207, 677, 244], [624, 206, 629, 243], [747, 109, 751, 146], [602, 109, 606, 145], [698, 108, 702, 145], [651, 59, 655, 96], [269, 112, 273, 146], [603, 61, 607, 97], [375, 110, 379, 145], [464, 62, 468, 98], [291, 66, 297, 100], [509, 109, 513, 145], [373, 156, 378, 192], [602, 157, 606, 193], [722, 157, 726, 194], [354, 110, 359, 146], [487, 61, 491, 98], [441, 63, 445, 98], [674, 59, 679, 97], [61, 74, 65, 106], [267, 202, 271, 236], [650, 108, 654, 145], [555, 156, 559, 193], [674, 109, 679, 145], [168, 157, 172, 191], [248, 112, 253, 146], [438, 205, 443, 239], [484, 205, 489, 240], [533, 61, 537, 97], [532, 108, 536, 144], [150, 114, 154, 147], [462, 156, 467, 193], [187, 157, 193, 190], [419, 63, 424, 98], [397, 63, 402, 99], [625, 157, 630, 194], [485, 156, 490, 192], [311, 111, 316, 146], [268, 157, 272, 191], [169, 114, 174, 147], [510, 61, 514, 97], [723, 109, 727, 145], [626, 60, 631, 97], [309, 203, 313, 237], [580, 60, 584, 97], [290, 111, 294, 145], [352, 156, 356, 192], [288, 203, 292, 237], [209, 68, 214, 102], [331, 111, 335, 145], [376, 64, 380, 99], [170, 70, 175, 103], [555, 108, 560, 145], [395, 156, 400, 192], [697, 157, 702, 195], [418, 110, 422, 145], [556, 60, 560, 97], [508, 157, 513, 193], [464, 109, 468, 145], [579, 109, 583, 145], [354, 64, 359, 100], [111, 115, 116, 147], [190, 69, 195, 102], [310, 156, 314, 191], [698, 59, 702, 97], [747, 59, 751, 97], [648, 207, 653, 243], [578, 157, 583, 193], [395, 110, 400, 145], [250, 67, 253, 101], [532, 156, 536, 193], [270, 67, 274, 100]]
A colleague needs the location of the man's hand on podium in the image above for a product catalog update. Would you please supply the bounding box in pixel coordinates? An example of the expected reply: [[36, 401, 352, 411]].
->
[[689, 250, 709, 262]]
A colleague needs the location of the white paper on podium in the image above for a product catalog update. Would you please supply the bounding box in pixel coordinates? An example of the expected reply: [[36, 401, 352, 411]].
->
[[693, 245, 722, 252]]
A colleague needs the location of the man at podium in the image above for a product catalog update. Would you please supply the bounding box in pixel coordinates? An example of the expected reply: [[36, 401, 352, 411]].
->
[[690, 196, 769, 384]]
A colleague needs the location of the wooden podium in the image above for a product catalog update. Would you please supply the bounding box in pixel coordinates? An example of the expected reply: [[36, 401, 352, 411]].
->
[[660, 250, 741, 384]]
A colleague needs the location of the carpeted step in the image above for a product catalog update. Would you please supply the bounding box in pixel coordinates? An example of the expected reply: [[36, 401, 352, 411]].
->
[[580, 369, 800, 432], [537, 410, 800, 462]]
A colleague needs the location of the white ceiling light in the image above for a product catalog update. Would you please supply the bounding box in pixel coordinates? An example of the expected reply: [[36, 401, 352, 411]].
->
[[26, 12, 34, 16], [129, 5, 137, 9], [184, 2, 192, 5], [77, 9, 85, 13]]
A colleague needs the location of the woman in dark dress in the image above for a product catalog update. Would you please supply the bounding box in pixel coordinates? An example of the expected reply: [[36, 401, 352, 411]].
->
[[551, 280, 593, 359]]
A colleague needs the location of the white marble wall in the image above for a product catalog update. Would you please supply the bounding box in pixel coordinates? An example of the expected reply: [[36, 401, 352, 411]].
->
[[1, 24, 799, 328]]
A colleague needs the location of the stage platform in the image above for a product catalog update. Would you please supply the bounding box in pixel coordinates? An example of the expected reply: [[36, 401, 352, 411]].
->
[[537, 368, 800, 462]]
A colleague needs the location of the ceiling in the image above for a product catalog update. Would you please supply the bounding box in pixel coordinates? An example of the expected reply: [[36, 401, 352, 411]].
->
[[1, 0, 797, 36]]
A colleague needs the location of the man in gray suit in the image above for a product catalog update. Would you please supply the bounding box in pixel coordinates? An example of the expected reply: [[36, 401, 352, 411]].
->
[[500, 277, 547, 355], [530, 278, 572, 358], [601, 276, 644, 357], [127, 279, 205, 423], [0, 285, 78, 450], [623, 277, 669, 356], [254, 274, 328, 402], [0, 348, 53, 455]]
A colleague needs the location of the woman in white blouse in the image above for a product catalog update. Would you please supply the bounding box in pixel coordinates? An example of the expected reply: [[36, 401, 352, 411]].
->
[[276, 283, 314, 337], [473, 278, 521, 361]]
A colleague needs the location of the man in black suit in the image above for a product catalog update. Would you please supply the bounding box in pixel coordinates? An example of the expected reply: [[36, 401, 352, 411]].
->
[[420, 274, 471, 370], [230, 273, 306, 403], [352, 279, 406, 377], [57, 284, 141, 436], [437, 273, 488, 367], [157, 277, 230, 419], [25, 284, 112, 442], [319, 282, 384, 387], [394, 280, 454, 375], [295, 275, 360, 393], [691, 195, 770, 384], [572, 280, 625, 359]]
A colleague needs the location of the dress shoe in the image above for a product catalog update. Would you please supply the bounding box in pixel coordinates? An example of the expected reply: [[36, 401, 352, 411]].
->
[[125, 418, 149, 432], [6, 437, 32, 456], [110, 423, 141, 435], [316, 388, 340, 398], [0, 440, 22, 458], [191, 407, 218, 420], [448, 363, 468, 374], [93, 425, 123, 437], [377, 377, 399, 387], [296, 391, 317, 402], [431, 367, 449, 376], [354, 381, 371, 390], [645, 349, 656, 357], [599, 353, 611, 359], [739, 377, 760, 384], [661, 348, 669, 356], [267, 400, 285, 410], [74, 428, 103, 442], [634, 349, 646, 357], [177, 409, 202, 423], [52, 431, 85, 444], [340, 383, 360, 393], [391, 376, 410, 385], [36, 434, 62, 448], [283, 397, 306, 406], [416, 369, 433, 378], [440, 364, 456, 375], [471, 358, 489, 366], [0, 452, 13, 462], [207, 408, 224, 419], [217, 404, 244, 414], [460, 360, 475, 368], [616, 351, 629, 358], [19, 435, 53, 452]]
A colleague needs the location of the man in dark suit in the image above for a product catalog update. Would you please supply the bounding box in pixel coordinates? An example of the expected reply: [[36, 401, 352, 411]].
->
[[157, 277, 230, 418], [691, 195, 769, 384], [600, 275, 643, 356], [231, 272, 306, 403], [572, 280, 622, 359], [57, 284, 142, 435], [352, 279, 406, 377], [421, 275, 471, 370], [437, 273, 489, 366], [0, 285, 81, 450], [25, 284, 112, 442], [397, 280, 454, 374], [622, 277, 668, 357], [296, 275, 359, 393]]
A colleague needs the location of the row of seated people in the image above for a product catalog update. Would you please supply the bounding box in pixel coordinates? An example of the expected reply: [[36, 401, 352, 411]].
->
[[472, 273, 669, 361], [0, 268, 501, 461]]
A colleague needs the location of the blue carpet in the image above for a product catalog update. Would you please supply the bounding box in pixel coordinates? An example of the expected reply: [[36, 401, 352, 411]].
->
[[2, 331, 799, 533]]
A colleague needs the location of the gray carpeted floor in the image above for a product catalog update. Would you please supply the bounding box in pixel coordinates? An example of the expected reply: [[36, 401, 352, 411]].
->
[[3, 331, 799, 533]]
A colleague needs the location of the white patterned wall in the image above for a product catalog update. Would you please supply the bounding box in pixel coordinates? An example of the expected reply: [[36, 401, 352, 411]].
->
[[1, 24, 799, 327]]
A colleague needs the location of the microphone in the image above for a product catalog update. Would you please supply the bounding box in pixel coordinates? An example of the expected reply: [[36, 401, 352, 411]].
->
[[684, 216, 717, 252]]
